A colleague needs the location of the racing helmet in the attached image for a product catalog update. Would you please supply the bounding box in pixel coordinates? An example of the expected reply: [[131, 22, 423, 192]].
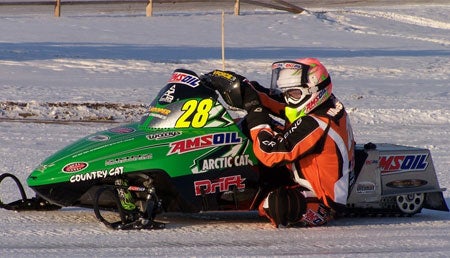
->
[[270, 58, 332, 122]]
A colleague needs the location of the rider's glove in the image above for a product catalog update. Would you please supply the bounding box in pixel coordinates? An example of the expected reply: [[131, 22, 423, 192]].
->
[[232, 74, 271, 127], [246, 105, 271, 129], [240, 80, 261, 112], [202, 70, 270, 128], [217, 71, 261, 112], [202, 70, 261, 111]]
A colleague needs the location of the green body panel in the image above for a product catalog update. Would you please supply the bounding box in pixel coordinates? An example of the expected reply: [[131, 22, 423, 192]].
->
[[27, 99, 257, 188], [25, 70, 263, 211]]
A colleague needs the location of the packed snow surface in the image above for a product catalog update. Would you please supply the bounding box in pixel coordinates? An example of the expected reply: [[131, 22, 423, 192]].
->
[[0, 1, 449, 257]]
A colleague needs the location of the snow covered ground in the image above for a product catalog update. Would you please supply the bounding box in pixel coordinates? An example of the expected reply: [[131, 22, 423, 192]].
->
[[1, 1, 449, 257]]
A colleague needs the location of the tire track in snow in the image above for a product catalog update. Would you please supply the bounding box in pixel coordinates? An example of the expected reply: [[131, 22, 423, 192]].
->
[[349, 107, 450, 125], [313, 8, 450, 46], [350, 10, 450, 30]]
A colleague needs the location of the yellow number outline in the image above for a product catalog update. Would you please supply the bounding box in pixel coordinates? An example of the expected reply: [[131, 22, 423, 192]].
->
[[175, 99, 213, 128]]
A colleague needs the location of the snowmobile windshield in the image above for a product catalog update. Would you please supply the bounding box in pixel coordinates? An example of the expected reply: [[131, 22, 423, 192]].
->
[[140, 69, 218, 129]]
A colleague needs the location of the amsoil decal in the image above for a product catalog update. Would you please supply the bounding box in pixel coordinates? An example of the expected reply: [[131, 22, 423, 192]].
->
[[69, 166, 124, 183], [379, 154, 429, 174], [62, 162, 88, 173], [193, 154, 253, 174], [168, 72, 200, 88], [168, 132, 242, 155], [194, 175, 246, 196]]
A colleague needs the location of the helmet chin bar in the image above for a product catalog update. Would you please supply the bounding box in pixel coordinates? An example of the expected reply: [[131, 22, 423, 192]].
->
[[283, 94, 312, 123]]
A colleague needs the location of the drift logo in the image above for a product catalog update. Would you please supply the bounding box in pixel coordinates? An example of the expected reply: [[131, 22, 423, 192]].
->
[[194, 175, 246, 196], [168, 132, 242, 155], [379, 154, 428, 174], [168, 72, 200, 88]]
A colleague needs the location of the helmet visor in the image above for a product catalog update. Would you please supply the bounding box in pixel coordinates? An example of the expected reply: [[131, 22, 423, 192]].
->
[[271, 61, 311, 105], [270, 61, 309, 91]]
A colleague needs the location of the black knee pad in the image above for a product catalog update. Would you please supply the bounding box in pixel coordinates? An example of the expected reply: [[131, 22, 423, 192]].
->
[[264, 187, 307, 227]]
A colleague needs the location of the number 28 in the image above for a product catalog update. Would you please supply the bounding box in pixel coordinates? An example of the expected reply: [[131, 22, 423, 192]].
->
[[175, 99, 213, 128]]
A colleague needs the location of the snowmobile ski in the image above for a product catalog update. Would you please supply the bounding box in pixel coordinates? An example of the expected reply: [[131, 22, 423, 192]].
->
[[0, 173, 61, 211]]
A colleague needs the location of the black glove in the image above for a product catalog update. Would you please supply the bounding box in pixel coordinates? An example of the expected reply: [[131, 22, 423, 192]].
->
[[240, 80, 261, 112], [202, 70, 261, 111], [246, 105, 271, 129], [216, 70, 261, 112]]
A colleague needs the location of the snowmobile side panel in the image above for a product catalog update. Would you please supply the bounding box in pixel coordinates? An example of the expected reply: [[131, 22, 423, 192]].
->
[[376, 143, 444, 197], [347, 143, 447, 212], [347, 147, 382, 208]]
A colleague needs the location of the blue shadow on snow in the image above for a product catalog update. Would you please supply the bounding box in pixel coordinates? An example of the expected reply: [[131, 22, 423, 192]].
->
[[1, 42, 449, 61]]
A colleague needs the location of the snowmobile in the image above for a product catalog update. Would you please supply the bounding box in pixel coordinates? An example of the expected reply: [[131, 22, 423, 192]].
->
[[0, 69, 448, 230]]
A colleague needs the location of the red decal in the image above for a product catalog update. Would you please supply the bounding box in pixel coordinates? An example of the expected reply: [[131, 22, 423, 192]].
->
[[62, 162, 88, 173], [379, 154, 428, 174], [194, 175, 246, 196], [168, 132, 241, 155]]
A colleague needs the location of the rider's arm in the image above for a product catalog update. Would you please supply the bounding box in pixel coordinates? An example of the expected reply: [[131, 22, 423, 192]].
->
[[249, 81, 286, 116], [247, 111, 326, 167]]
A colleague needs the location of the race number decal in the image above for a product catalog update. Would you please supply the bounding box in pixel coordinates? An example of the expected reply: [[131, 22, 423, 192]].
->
[[175, 99, 213, 128]]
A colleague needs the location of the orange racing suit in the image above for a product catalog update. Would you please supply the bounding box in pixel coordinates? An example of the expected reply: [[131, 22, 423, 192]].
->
[[247, 82, 355, 224]]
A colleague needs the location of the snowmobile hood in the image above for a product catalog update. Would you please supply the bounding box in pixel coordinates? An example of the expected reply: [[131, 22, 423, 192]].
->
[[27, 122, 148, 187]]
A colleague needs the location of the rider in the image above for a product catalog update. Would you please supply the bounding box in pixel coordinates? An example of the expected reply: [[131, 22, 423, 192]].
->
[[206, 58, 355, 227]]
